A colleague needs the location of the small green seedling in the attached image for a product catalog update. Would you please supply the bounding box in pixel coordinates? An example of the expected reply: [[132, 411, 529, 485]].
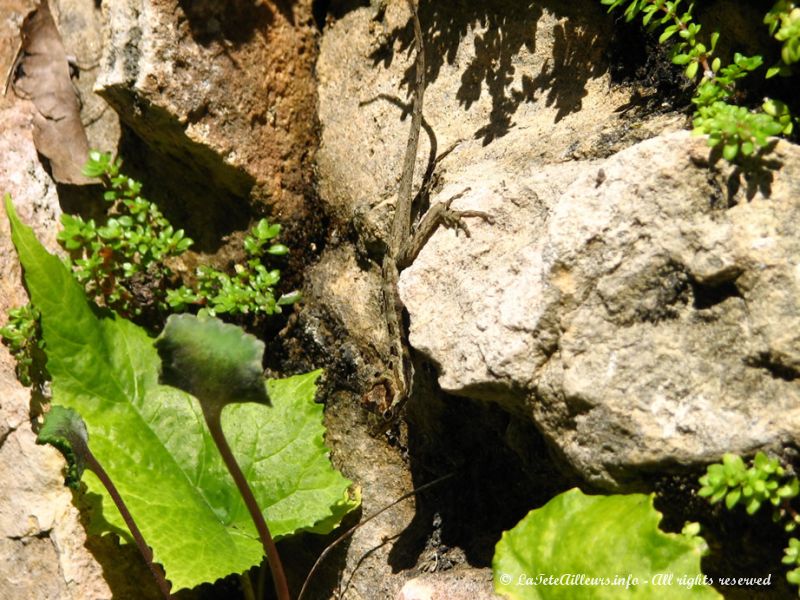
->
[[59, 151, 193, 317], [166, 217, 300, 317], [37, 406, 172, 599], [698, 452, 800, 518], [0, 303, 43, 386], [765, 1, 800, 76], [699, 452, 800, 592], [155, 313, 289, 600], [60, 150, 299, 320], [784, 538, 800, 585]]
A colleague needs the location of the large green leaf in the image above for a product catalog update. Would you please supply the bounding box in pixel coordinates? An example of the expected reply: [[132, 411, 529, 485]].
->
[[5, 196, 358, 591], [493, 488, 721, 599]]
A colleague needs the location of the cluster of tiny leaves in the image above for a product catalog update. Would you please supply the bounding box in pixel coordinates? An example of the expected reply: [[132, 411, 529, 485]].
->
[[698, 452, 800, 589], [0, 303, 43, 386], [601, 0, 797, 162], [166, 218, 301, 317], [784, 538, 800, 586], [765, 1, 800, 76], [2, 152, 299, 386], [59, 151, 193, 317]]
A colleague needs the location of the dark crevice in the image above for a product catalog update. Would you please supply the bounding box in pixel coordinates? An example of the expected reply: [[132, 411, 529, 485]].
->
[[691, 279, 743, 311], [0, 424, 17, 448], [176, 0, 276, 47], [316, 0, 369, 25], [744, 353, 800, 382], [7, 528, 52, 541], [392, 391, 575, 570]]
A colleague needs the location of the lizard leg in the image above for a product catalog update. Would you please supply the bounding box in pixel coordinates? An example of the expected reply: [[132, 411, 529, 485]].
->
[[399, 188, 495, 268]]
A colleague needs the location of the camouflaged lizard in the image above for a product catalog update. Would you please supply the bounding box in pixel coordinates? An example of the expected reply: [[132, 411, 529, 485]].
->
[[371, 0, 494, 424]]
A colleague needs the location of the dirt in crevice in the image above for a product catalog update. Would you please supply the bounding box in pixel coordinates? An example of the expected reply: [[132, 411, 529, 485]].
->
[[604, 14, 692, 119], [393, 380, 576, 571]]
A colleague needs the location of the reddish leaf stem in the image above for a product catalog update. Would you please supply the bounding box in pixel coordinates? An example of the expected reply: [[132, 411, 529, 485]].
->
[[204, 409, 290, 600], [82, 445, 172, 599]]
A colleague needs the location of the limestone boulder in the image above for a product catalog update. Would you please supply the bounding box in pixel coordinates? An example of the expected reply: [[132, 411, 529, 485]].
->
[[400, 130, 800, 489]]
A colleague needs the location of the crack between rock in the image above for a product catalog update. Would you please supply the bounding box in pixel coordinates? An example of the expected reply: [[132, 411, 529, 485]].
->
[[0, 423, 19, 449], [7, 528, 52, 541]]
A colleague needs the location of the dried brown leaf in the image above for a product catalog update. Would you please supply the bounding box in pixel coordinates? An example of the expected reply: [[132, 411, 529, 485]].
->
[[13, 0, 91, 184]]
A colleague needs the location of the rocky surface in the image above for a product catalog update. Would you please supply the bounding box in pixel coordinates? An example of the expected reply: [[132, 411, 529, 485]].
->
[[400, 130, 800, 490], [95, 0, 321, 251], [0, 93, 111, 598], [316, 0, 800, 493], [4, 0, 799, 596], [313, 0, 683, 383], [396, 569, 498, 600], [316, 0, 682, 232]]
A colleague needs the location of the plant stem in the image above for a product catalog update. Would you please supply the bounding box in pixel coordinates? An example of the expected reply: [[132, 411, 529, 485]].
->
[[240, 572, 257, 600], [82, 445, 172, 599], [204, 408, 290, 600], [297, 473, 454, 600], [655, 2, 712, 76]]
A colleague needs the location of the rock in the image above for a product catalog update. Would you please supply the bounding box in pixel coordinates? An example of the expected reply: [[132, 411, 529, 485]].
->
[[0, 420, 113, 600], [396, 568, 498, 600], [400, 130, 800, 489], [0, 93, 113, 598], [50, 0, 120, 152], [316, 0, 682, 240], [95, 0, 320, 239], [314, 0, 681, 394]]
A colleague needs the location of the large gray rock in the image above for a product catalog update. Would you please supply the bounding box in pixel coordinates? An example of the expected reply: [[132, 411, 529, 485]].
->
[[400, 130, 800, 489]]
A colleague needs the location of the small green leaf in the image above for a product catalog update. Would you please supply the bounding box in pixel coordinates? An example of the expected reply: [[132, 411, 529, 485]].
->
[[267, 244, 289, 256], [746, 498, 762, 515], [659, 25, 678, 43], [725, 488, 742, 509], [155, 314, 269, 413], [36, 405, 89, 488], [723, 143, 739, 161], [277, 291, 302, 306]]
